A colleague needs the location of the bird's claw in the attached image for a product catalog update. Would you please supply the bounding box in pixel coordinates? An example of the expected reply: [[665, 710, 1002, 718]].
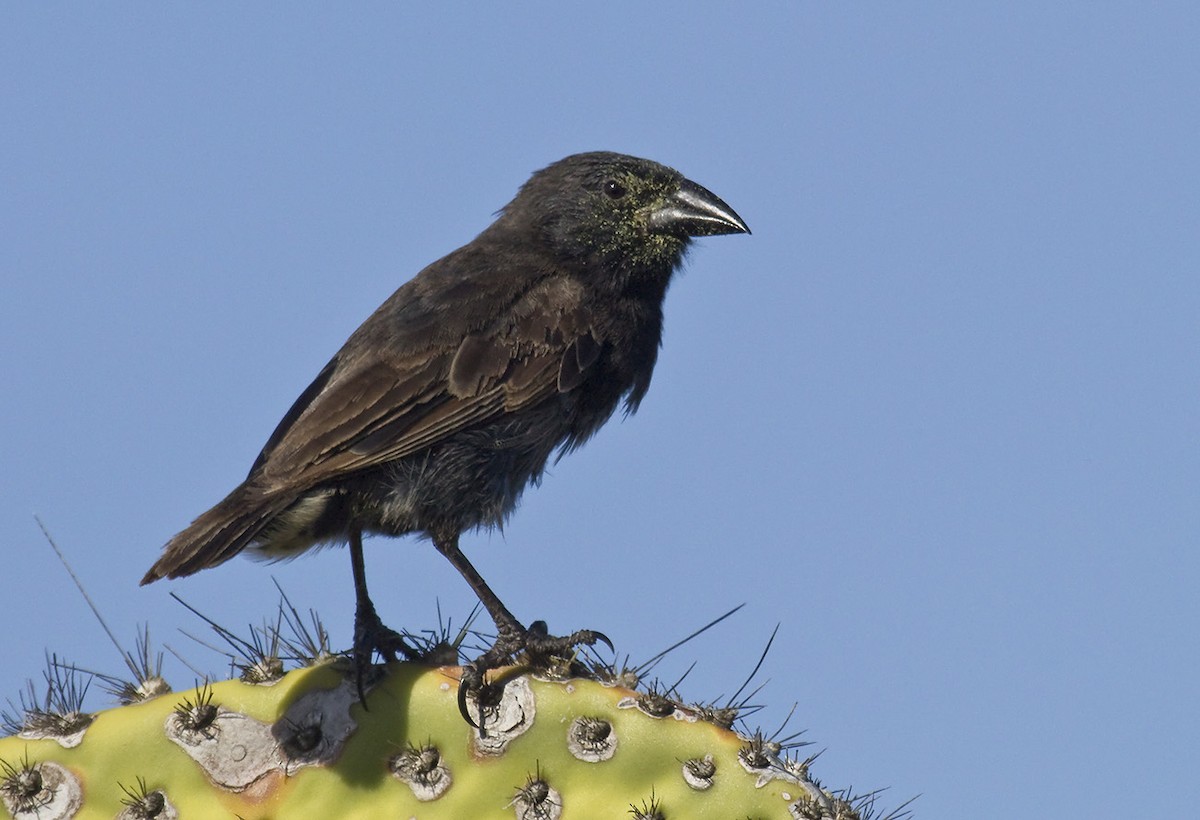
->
[[524, 626, 612, 663], [351, 603, 416, 707], [455, 620, 613, 732], [457, 663, 484, 729]]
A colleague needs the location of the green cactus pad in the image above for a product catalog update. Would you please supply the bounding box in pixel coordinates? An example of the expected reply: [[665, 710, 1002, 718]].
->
[[1, 662, 858, 819]]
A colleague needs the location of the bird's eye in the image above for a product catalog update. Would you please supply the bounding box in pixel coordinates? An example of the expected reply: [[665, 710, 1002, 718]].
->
[[602, 179, 627, 199]]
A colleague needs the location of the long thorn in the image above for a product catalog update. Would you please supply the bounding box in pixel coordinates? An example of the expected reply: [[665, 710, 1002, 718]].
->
[[633, 602, 745, 676], [726, 622, 780, 707], [35, 515, 139, 681]]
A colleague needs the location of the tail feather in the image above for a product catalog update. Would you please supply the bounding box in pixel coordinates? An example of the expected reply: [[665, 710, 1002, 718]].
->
[[141, 484, 291, 584]]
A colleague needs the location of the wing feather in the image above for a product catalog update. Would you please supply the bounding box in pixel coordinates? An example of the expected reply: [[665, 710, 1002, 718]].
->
[[251, 275, 601, 491]]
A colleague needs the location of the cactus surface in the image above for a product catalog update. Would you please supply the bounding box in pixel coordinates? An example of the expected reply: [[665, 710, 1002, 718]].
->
[[0, 661, 873, 819]]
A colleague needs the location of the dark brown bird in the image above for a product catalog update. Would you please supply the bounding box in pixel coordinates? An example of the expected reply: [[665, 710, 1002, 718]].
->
[[142, 151, 749, 692]]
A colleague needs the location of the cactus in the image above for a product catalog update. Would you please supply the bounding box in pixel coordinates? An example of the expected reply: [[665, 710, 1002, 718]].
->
[[1, 579, 910, 819], [0, 651, 907, 819]]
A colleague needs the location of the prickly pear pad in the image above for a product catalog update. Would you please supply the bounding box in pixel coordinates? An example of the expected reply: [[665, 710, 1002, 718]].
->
[[1, 663, 849, 819]]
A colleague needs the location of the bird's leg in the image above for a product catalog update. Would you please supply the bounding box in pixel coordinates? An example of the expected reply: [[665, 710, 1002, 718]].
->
[[433, 533, 612, 729], [349, 526, 415, 705], [432, 533, 524, 647]]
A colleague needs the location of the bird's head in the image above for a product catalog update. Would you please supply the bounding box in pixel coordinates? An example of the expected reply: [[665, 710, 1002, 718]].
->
[[503, 152, 749, 282]]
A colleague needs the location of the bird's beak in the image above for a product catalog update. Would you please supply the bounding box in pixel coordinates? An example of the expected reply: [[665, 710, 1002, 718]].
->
[[648, 178, 751, 237]]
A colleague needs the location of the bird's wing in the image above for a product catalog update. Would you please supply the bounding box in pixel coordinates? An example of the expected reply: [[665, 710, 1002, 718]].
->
[[252, 276, 600, 489]]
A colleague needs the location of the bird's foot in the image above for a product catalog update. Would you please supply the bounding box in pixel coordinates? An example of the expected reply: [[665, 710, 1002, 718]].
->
[[351, 601, 417, 707], [457, 619, 612, 732]]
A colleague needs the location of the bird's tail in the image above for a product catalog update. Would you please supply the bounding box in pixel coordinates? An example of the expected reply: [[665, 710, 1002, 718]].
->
[[140, 483, 291, 584]]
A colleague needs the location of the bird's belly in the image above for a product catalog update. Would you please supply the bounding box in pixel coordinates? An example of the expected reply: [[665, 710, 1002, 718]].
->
[[250, 395, 607, 559], [361, 410, 569, 539]]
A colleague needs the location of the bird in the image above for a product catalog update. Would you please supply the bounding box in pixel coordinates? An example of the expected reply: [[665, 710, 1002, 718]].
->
[[141, 151, 749, 699]]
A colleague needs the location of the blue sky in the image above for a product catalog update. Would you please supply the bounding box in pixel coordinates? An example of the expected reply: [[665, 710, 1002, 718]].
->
[[3, 4, 1197, 817]]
